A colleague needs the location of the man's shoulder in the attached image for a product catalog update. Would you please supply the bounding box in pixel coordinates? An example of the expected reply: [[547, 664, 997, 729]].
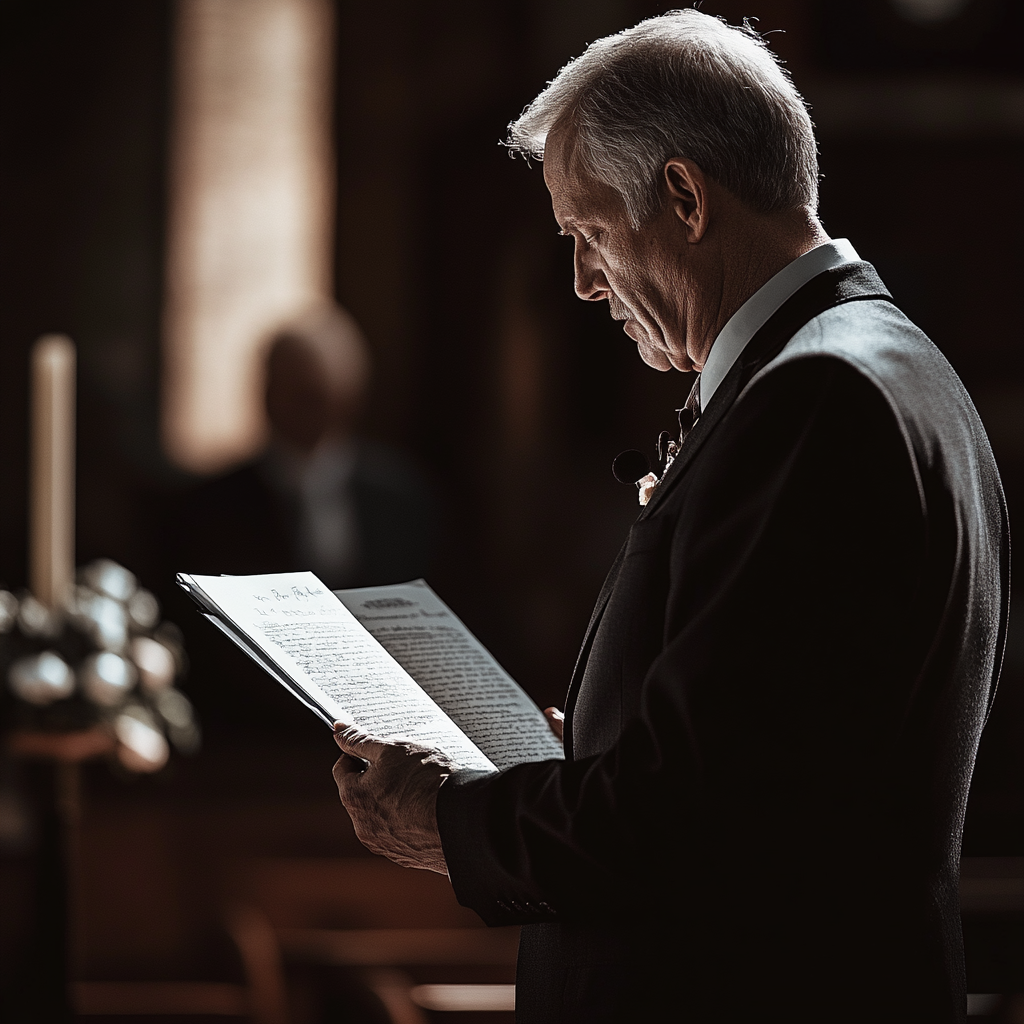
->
[[742, 295, 997, 485], [753, 297, 967, 421], [773, 297, 938, 386]]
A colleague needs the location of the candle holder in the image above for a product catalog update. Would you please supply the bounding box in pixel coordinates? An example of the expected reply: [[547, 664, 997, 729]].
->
[[1, 558, 198, 774]]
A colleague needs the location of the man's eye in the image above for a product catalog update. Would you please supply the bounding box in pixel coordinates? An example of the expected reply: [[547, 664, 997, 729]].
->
[[557, 228, 599, 247]]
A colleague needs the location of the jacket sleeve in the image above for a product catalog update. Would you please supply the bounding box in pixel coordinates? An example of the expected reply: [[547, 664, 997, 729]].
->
[[437, 355, 933, 927]]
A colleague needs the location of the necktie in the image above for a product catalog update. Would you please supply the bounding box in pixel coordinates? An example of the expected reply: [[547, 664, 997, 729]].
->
[[612, 374, 703, 506], [659, 374, 701, 471], [680, 373, 701, 434]]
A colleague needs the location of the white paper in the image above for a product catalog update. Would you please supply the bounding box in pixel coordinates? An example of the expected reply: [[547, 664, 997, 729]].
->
[[335, 581, 564, 771], [182, 572, 494, 771]]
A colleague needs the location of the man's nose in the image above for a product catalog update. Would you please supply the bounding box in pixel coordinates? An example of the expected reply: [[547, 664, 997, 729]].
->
[[574, 249, 610, 302]]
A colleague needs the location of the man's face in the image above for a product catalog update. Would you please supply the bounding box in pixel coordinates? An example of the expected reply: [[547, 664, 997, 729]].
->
[[543, 133, 697, 373], [265, 339, 333, 452]]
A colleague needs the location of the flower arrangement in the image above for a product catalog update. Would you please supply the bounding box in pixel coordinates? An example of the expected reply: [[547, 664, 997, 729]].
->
[[0, 559, 197, 773]]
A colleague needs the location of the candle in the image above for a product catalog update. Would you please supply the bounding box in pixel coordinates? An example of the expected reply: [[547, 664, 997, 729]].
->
[[30, 334, 76, 610]]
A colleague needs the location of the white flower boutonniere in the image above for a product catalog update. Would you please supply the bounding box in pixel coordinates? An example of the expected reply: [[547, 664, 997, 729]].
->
[[637, 472, 660, 506], [615, 395, 700, 508]]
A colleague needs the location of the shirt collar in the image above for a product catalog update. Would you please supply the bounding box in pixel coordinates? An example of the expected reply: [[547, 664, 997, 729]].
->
[[262, 436, 357, 496], [697, 238, 860, 412]]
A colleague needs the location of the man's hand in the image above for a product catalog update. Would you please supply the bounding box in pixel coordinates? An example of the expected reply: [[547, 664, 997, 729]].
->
[[332, 724, 452, 875], [544, 707, 564, 743]]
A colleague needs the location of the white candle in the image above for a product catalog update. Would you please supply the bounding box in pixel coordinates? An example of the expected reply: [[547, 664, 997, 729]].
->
[[30, 334, 76, 610]]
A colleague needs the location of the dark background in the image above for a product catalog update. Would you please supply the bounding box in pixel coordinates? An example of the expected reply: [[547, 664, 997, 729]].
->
[[1, 0, 1022, 1005]]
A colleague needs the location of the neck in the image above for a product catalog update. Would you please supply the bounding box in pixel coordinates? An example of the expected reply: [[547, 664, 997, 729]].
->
[[689, 206, 828, 371]]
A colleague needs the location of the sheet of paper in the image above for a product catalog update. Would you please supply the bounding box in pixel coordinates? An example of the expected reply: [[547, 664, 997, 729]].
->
[[181, 572, 494, 771], [335, 581, 564, 771]]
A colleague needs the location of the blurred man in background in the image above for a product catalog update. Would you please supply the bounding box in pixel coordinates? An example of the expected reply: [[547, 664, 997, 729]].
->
[[175, 303, 434, 590], [169, 303, 435, 731]]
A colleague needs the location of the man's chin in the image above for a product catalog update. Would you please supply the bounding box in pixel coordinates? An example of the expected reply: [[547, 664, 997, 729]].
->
[[626, 322, 678, 372], [637, 342, 673, 372], [667, 351, 696, 373]]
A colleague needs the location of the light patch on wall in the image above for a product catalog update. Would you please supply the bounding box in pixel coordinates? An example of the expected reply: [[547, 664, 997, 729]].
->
[[889, 0, 972, 24], [163, 0, 335, 474]]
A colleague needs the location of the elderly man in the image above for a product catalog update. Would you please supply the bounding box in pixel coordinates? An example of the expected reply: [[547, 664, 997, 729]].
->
[[333, 11, 1008, 1022]]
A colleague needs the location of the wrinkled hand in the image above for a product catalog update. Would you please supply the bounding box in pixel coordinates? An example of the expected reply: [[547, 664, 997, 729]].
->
[[332, 723, 453, 875], [544, 707, 564, 743]]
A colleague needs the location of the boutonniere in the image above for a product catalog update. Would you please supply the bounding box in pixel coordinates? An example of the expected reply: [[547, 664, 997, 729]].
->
[[612, 449, 654, 504], [636, 471, 660, 506], [612, 406, 699, 506]]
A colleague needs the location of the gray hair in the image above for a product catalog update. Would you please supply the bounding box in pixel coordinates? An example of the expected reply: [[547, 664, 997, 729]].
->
[[507, 9, 818, 226]]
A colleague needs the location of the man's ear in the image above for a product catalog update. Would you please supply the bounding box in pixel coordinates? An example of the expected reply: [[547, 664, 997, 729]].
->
[[663, 157, 708, 243]]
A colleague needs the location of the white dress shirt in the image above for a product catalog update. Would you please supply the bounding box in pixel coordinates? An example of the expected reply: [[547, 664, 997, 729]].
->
[[263, 437, 361, 583], [698, 238, 860, 412]]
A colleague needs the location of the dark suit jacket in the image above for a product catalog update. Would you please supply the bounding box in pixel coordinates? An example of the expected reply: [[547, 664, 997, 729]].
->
[[436, 263, 1010, 1023]]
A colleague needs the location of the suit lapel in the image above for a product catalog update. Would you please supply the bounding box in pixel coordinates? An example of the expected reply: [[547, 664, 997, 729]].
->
[[561, 262, 892, 752], [639, 262, 891, 517]]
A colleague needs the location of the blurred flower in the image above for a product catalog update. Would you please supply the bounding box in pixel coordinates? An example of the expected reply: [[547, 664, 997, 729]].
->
[[127, 589, 160, 630], [9, 652, 75, 705], [114, 707, 169, 773], [17, 595, 60, 638], [79, 559, 137, 602], [71, 589, 130, 651], [154, 688, 201, 755], [0, 591, 18, 634], [153, 622, 188, 675], [131, 637, 176, 692], [79, 652, 137, 707]]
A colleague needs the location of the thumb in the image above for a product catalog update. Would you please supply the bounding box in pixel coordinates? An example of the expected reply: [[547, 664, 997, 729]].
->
[[333, 722, 388, 764]]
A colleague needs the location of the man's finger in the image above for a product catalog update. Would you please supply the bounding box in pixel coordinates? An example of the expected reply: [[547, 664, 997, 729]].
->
[[544, 707, 564, 742], [333, 722, 390, 763]]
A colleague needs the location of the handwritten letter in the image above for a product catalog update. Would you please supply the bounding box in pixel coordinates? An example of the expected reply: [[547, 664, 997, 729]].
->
[[181, 572, 494, 771], [335, 582, 564, 770]]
